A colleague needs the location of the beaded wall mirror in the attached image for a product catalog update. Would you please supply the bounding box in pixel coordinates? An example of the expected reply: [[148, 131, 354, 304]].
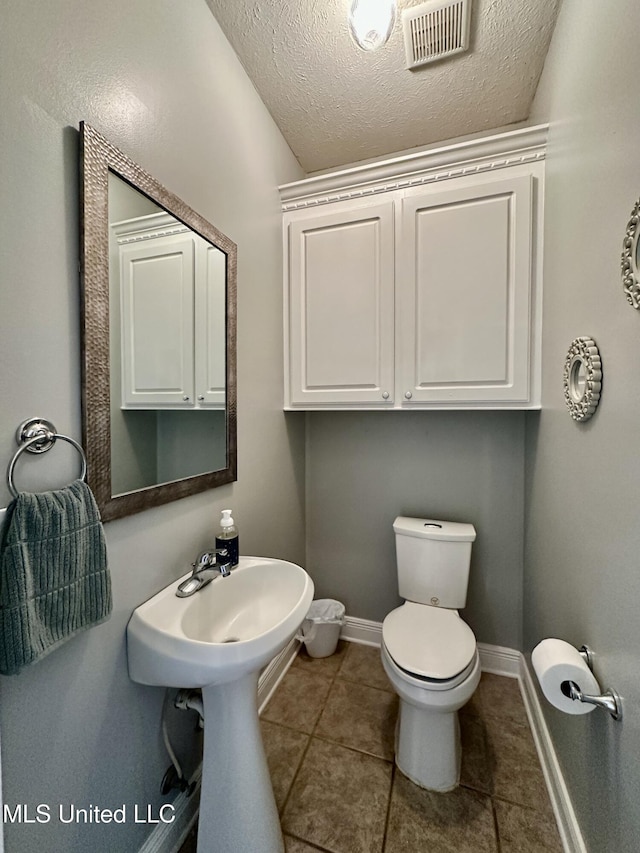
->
[[622, 198, 640, 308], [563, 337, 602, 423]]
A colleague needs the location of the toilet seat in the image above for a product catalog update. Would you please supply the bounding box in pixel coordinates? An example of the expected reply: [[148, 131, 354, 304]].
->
[[382, 601, 476, 682], [382, 641, 478, 691]]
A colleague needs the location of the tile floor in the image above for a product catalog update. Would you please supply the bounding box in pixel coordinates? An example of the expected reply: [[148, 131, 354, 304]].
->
[[180, 641, 563, 852]]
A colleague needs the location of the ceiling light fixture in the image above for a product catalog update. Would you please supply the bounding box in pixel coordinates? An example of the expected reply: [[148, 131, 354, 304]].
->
[[348, 0, 397, 52]]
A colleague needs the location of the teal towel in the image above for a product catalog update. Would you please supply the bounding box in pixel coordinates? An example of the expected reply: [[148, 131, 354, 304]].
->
[[0, 479, 111, 675]]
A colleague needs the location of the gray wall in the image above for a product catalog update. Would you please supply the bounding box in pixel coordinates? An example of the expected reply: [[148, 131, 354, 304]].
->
[[525, 1, 640, 850], [306, 411, 525, 649], [0, 1, 304, 851]]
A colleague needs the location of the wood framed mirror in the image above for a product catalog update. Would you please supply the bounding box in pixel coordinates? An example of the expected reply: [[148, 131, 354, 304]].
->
[[80, 122, 237, 521]]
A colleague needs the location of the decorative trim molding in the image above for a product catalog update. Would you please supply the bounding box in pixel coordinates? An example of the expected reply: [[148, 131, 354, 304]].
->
[[112, 212, 190, 245], [280, 124, 548, 211]]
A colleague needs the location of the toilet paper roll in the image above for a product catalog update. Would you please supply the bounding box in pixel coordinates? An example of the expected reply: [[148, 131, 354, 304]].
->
[[532, 639, 600, 715]]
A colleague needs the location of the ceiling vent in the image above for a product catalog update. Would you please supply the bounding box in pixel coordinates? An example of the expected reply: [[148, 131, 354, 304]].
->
[[402, 0, 472, 70]]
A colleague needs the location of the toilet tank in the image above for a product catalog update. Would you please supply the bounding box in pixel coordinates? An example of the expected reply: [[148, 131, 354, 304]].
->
[[393, 517, 476, 608]]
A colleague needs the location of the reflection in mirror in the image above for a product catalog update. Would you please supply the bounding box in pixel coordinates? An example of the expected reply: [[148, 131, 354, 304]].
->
[[569, 357, 587, 402], [108, 175, 227, 495], [81, 123, 237, 521]]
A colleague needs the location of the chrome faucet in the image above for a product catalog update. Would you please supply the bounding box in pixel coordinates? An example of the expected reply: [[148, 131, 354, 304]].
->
[[175, 548, 232, 597]]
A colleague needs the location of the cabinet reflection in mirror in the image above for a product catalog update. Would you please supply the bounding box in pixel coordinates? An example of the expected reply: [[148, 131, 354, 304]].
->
[[81, 123, 237, 521]]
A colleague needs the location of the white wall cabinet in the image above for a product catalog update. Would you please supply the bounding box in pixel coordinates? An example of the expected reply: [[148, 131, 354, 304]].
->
[[282, 125, 545, 410], [115, 213, 226, 410], [287, 198, 395, 405]]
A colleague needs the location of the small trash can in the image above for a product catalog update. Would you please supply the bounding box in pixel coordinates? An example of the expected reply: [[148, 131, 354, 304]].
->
[[298, 599, 346, 658]]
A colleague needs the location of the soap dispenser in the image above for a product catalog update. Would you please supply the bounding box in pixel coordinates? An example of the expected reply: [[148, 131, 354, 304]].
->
[[215, 509, 239, 567]]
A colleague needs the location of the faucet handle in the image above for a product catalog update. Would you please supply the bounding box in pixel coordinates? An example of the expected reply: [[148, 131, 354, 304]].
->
[[213, 547, 232, 577], [192, 551, 215, 570]]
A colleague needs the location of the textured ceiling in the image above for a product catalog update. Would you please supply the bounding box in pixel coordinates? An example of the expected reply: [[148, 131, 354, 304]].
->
[[205, 0, 561, 174]]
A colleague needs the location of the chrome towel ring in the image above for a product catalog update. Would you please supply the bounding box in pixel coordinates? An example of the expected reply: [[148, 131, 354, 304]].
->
[[6, 417, 88, 499]]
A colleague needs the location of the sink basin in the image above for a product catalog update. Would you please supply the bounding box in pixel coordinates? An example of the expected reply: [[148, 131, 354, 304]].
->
[[127, 555, 314, 688]]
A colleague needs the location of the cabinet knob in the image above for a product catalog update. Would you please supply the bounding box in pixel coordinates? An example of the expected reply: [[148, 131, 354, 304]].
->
[[404, 391, 413, 400], [381, 391, 390, 400], [198, 395, 205, 401], [183, 396, 190, 401]]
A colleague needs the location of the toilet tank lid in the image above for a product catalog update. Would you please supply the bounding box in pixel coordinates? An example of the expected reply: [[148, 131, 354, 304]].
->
[[393, 517, 476, 542]]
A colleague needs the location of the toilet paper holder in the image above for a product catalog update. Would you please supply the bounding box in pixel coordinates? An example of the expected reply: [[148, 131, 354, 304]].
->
[[565, 645, 623, 721]]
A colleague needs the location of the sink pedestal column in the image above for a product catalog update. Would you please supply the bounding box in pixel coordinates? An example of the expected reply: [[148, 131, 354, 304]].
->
[[197, 671, 284, 853]]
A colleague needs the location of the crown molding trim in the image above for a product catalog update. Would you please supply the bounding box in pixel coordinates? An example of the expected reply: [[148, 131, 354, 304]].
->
[[111, 211, 189, 245], [280, 124, 548, 211]]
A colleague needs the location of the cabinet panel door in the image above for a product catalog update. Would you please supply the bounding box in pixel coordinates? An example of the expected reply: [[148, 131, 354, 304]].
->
[[120, 234, 195, 408], [287, 200, 394, 406], [398, 174, 532, 404], [195, 240, 226, 408]]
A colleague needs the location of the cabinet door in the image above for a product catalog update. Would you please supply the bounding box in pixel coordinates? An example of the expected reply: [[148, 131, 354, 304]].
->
[[120, 234, 195, 408], [195, 239, 226, 408], [398, 173, 533, 405], [286, 199, 395, 407]]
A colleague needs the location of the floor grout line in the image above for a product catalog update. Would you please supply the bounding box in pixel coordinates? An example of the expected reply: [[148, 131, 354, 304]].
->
[[380, 762, 396, 853], [279, 643, 399, 853], [310, 731, 394, 764], [277, 644, 351, 833], [491, 796, 503, 853]]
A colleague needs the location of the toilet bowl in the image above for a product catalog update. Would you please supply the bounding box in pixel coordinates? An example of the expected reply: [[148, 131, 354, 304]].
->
[[381, 603, 480, 791], [383, 517, 479, 792]]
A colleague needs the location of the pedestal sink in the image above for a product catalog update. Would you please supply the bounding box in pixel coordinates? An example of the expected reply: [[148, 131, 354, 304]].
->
[[127, 556, 314, 853]]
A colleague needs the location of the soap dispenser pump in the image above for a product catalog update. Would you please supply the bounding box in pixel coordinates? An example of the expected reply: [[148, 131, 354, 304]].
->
[[215, 509, 239, 567]]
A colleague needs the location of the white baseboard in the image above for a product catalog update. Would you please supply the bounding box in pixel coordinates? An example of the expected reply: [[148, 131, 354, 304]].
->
[[258, 637, 301, 714], [137, 771, 201, 853], [139, 638, 300, 853], [340, 615, 383, 646], [519, 656, 587, 853], [141, 617, 584, 853], [476, 642, 521, 677]]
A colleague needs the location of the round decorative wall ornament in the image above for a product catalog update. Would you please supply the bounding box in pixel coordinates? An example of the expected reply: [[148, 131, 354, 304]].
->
[[563, 337, 602, 423], [621, 198, 640, 308]]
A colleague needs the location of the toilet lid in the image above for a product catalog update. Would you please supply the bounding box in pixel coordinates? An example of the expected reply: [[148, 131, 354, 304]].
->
[[382, 602, 476, 680]]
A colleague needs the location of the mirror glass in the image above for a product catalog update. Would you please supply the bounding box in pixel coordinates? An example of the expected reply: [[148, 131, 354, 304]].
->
[[569, 357, 587, 402], [80, 123, 237, 521]]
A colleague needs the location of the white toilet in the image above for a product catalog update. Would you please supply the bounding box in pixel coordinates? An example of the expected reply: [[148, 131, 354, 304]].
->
[[381, 516, 481, 792]]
